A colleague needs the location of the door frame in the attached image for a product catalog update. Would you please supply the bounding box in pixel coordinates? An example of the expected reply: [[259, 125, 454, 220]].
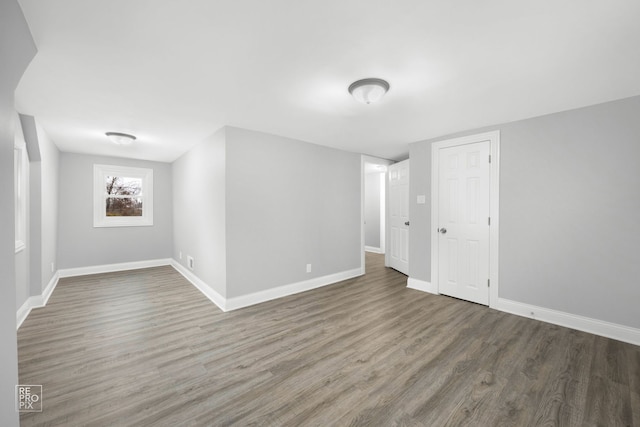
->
[[430, 131, 500, 307], [361, 155, 393, 274]]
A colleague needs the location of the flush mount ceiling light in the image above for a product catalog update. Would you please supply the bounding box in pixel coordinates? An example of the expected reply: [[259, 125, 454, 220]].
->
[[105, 132, 136, 145], [348, 78, 390, 104]]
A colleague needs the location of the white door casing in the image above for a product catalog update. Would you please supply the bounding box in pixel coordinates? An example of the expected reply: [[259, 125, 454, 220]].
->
[[389, 160, 410, 275], [431, 131, 500, 307]]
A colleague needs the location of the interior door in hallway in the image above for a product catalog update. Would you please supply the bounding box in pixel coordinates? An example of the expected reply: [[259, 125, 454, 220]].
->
[[437, 141, 490, 305], [389, 160, 409, 275]]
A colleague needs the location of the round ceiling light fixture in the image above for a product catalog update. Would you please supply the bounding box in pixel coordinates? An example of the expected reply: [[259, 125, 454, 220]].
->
[[105, 132, 136, 145], [348, 78, 390, 104]]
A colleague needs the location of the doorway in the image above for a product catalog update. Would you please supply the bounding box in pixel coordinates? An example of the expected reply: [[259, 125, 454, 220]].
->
[[364, 165, 386, 254], [361, 156, 393, 275], [431, 131, 500, 306]]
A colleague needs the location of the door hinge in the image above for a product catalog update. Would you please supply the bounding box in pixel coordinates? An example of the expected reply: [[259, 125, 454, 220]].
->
[[488, 217, 491, 226], [489, 154, 492, 163], [487, 279, 490, 287]]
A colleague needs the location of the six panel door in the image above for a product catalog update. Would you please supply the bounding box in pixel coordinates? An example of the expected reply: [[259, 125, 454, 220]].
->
[[389, 160, 409, 275], [437, 141, 490, 305]]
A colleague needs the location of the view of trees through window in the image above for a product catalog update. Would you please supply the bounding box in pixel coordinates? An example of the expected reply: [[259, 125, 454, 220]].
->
[[105, 176, 143, 217]]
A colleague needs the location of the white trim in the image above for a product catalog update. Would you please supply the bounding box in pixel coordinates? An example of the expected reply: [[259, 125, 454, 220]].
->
[[431, 131, 500, 307], [385, 165, 391, 268], [225, 268, 363, 311], [93, 164, 154, 228], [17, 297, 38, 329], [172, 260, 362, 312], [379, 171, 386, 254], [20, 259, 175, 327], [494, 297, 640, 347], [170, 260, 226, 311], [19, 259, 639, 346], [407, 277, 438, 294], [365, 246, 383, 254], [41, 271, 60, 306], [360, 156, 366, 273], [362, 155, 395, 270], [58, 258, 171, 278], [488, 136, 500, 308], [17, 272, 59, 329]]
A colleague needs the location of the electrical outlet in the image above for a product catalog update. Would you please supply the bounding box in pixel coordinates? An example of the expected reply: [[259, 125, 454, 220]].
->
[[187, 255, 194, 270], [51, 262, 55, 273], [179, 251, 183, 259], [306, 264, 312, 273]]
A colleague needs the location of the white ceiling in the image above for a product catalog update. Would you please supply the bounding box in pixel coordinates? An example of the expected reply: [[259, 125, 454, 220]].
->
[[16, 0, 640, 163]]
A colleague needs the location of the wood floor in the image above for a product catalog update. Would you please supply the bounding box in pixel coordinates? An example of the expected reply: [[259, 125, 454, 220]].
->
[[18, 253, 640, 426]]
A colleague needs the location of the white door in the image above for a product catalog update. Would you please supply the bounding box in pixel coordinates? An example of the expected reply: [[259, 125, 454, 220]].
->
[[437, 141, 490, 305], [389, 160, 409, 275]]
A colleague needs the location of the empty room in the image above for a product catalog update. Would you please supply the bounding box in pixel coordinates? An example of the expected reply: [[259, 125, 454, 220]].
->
[[2, 0, 640, 425]]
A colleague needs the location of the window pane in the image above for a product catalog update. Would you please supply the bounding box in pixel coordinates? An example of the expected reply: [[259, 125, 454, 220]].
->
[[94, 164, 153, 227], [106, 197, 143, 216], [105, 176, 142, 196]]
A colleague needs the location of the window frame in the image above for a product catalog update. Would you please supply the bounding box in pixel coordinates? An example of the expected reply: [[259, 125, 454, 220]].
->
[[93, 164, 154, 228], [14, 145, 26, 253]]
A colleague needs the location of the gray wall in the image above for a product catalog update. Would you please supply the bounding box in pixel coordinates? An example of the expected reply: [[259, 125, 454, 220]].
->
[[38, 123, 60, 291], [408, 142, 431, 281], [15, 116, 60, 310], [225, 127, 362, 298], [409, 95, 640, 329], [20, 115, 40, 301], [0, 0, 36, 423], [15, 116, 30, 311], [365, 172, 381, 248], [172, 128, 227, 297], [28, 150, 41, 296], [58, 153, 173, 269], [172, 126, 361, 299]]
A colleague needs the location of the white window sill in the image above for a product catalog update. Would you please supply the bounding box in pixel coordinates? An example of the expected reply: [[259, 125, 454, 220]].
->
[[93, 219, 153, 228]]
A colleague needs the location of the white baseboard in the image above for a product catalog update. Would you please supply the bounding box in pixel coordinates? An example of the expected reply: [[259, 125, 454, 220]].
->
[[17, 272, 60, 329], [18, 259, 640, 346], [170, 261, 226, 312], [403, 280, 640, 346], [225, 268, 363, 311], [493, 297, 640, 347], [17, 296, 39, 329], [19, 259, 170, 328], [19, 259, 170, 329], [41, 271, 60, 306], [407, 277, 438, 294], [171, 261, 362, 312], [19, 259, 362, 326], [365, 246, 383, 254], [58, 258, 172, 278]]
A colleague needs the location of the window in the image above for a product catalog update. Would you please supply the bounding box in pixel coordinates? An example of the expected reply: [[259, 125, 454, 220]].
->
[[15, 146, 26, 252], [93, 164, 153, 227]]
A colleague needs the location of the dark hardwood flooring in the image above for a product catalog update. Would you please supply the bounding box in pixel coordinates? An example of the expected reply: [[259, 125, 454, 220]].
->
[[18, 253, 640, 426]]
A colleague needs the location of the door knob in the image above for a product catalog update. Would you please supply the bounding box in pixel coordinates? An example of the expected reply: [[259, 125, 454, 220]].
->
[[438, 227, 447, 234], [404, 221, 410, 226]]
